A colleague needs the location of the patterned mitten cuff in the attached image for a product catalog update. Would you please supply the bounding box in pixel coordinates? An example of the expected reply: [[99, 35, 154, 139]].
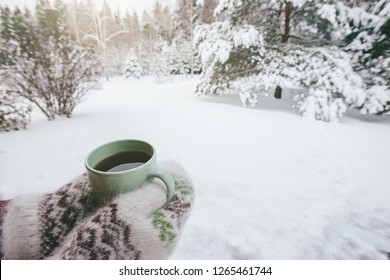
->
[[49, 161, 194, 260], [0, 199, 11, 258], [1, 173, 103, 259]]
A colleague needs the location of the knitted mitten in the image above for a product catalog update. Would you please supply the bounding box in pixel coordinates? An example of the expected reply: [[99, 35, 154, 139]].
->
[[0, 199, 10, 259], [1, 173, 104, 259], [1, 161, 194, 260]]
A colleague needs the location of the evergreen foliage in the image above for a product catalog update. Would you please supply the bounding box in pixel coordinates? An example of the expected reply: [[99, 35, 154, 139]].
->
[[195, 0, 390, 121], [123, 52, 142, 79], [194, 21, 264, 98]]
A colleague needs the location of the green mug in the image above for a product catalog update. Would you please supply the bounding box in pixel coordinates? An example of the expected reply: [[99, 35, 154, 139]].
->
[[85, 139, 175, 201]]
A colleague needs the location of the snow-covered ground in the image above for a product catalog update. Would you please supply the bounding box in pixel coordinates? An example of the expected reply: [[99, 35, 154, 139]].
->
[[1, 76, 389, 259]]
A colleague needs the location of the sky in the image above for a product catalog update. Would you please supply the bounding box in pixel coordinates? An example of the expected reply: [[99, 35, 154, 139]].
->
[[0, 0, 176, 14]]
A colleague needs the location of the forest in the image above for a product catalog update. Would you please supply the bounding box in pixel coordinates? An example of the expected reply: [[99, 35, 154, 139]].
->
[[0, 0, 389, 131]]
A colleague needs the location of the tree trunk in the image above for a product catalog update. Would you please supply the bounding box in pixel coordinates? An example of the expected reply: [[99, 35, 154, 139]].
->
[[282, 2, 293, 43], [274, 85, 282, 99]]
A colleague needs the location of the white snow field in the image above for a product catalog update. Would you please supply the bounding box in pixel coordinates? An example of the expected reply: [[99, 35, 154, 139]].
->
[[1, 76, 389, 259]]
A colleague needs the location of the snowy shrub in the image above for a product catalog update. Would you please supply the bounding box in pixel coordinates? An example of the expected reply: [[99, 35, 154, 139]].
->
[[257, 45, 371, 121], [123, 51, 143, 79], [0, 5, 101, 121], [362, 85, 390, 115], [0, 88, 31, 131], [296, 89, 346, 122], [238, 82, 258, 107], [0, 35, 100, 120]]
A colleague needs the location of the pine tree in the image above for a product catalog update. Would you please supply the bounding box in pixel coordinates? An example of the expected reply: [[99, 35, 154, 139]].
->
[[0, 6, 32, 131], [131, 10, 141, 47], [35, 0, 53, 38], [0, 6, 13, 65], [336, 0, 390, 114], [73, 0, 96, 45], [161, 6, 174, 43], [141, 10, 157, 48], [0, 6, 12, 40], [11, 8, 35, 57], [195, 0, 390, 121], [123, 51, 142, 79], [194, 21, 264, 97], [138, 10, 158, 74], [153, 2, 164, 38], [173, 0, 201, 74], [121, 10, 141, 49]]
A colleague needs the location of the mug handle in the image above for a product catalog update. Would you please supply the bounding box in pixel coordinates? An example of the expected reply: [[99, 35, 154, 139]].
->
[[147, 170, 175, 201]]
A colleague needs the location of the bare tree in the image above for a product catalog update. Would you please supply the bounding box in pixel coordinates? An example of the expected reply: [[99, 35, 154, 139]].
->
[[81, 3, 130, 80], [1, 29, 100, 120]]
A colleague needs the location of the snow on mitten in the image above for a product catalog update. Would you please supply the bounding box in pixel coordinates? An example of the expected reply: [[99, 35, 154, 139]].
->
[[1, 173, 104, 259], [48, 161, 194, 259]]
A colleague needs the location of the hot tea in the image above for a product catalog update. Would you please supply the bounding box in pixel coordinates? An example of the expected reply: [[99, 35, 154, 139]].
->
[[94, 151, 151, 172]]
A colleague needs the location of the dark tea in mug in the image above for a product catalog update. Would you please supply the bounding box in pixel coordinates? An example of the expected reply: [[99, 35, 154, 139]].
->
[[94, 151, 151, 172]]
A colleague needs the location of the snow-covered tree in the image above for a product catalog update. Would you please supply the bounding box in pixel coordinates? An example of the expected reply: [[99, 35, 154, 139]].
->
[[153, 2, 174, 43], [286, 47, 366, 122], [198, 0, 220, 24], [128, 10, 141, 46], [170, 39, 200, 75], [214, 0, 332, 45], [0, 7, 100, 120], [0, 6, 13, 65], [0, 86, 31, 131], [123, 51, 142, 79], [194, 21, 264, 105], [195, 0, 390, 121], [1, 36, 100, 120], [172, 0, 204, 74], [319, 0, 390, 114]]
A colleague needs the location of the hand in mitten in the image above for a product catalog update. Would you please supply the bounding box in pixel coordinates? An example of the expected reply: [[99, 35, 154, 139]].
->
[[1, 161, 194, 260], [1, 173, 103, 259]]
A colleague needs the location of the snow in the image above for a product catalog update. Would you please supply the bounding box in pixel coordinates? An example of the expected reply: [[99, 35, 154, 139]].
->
[[362, 85, 390, 115], [196, 0, 205, 7], [123, 52, 143, 79], [0, 87, 31, 131], [1, 76, 390, 259], [298, 89, 346, 122], [214, 0, 233, 16], [318, 2, 387, 40], [377, 0, 390, 17], [288, 0, 309, 8]]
